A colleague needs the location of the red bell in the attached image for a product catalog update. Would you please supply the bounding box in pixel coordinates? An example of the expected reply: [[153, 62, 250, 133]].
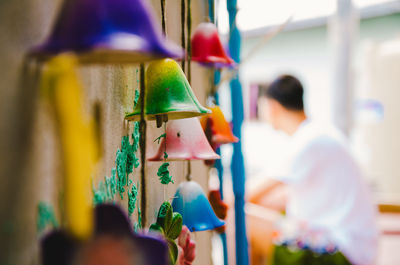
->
[[148, 118, 220, 161], [191, 23, 235, 68], [200, 106, 238, 148]]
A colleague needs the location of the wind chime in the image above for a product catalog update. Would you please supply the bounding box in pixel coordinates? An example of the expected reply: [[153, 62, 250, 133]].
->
[[38, 55, 170, 265], [31, 0, 188, 264], [139, 0, 225, 229], [120, 0, 226, 264], [190, 5, 239, 265], [31, 0, 234, 263]]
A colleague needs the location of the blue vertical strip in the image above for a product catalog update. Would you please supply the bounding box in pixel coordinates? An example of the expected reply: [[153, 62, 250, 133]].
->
[[209, 1, 229, 265], [227, 1, 249, 265], [208, 0, 215, 22], [209, 1, 229, 264]]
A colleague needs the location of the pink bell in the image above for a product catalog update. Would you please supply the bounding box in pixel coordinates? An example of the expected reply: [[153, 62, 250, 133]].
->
[[191, 22, 234, 68], [148, 118, 220, 161]]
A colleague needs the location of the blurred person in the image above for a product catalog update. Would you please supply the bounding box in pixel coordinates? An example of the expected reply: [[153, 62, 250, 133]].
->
[[246, 75, 378, 265]]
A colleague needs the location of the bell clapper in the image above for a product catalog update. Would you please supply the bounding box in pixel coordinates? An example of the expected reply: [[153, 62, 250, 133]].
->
[[156, 115, 163, 128], [156, 114, 168, 128]]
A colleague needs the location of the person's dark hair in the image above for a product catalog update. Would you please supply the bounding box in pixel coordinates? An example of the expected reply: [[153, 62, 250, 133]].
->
[[260, 75, 304, 111]]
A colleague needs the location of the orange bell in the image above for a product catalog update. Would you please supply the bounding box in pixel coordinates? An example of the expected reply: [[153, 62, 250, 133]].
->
[[148, 118, 220, 161], [200, 106, 238, 147]]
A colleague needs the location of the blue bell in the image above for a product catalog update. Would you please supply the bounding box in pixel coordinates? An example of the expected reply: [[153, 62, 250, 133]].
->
[[172, 181, 224, 232]]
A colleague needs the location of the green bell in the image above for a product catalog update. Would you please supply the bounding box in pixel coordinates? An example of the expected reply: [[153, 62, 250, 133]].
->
[[125, 59, 210, 125]]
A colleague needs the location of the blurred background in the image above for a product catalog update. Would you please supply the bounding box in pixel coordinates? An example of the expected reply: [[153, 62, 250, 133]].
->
[[212, 0, 400, 264], [215, 0, 400, 204]]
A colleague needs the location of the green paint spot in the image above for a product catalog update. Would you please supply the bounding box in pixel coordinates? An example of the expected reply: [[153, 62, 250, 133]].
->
[[134, 69, 140, 107], [91, 105, 141, 223], [115, 131, 140, 199], [106, 170, 117, 200], [128, 182, 138, 216], [37, 202, 58, 233], [132, 122, 140, 169], [137, 207, 142, 229], [134, 88, 140, 107], [157, 162, 174, 185], [92, 180, 107, 205], [92, 172, 120, 205]]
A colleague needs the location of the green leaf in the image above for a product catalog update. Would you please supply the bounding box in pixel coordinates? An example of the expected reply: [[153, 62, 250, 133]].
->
[[167, 239, 178, 265], [157, 201, 173, 231], [166, 213, 183, 240], [149, 223, 164, 235]]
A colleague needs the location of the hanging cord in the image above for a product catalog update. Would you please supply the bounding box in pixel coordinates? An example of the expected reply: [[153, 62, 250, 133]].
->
[[186, 0, 192, 83], [181, 0, 186, 70], [163, 121, 168, 199], [161, 0, 166, 35], [210, 66, 217, 97], [186, 160, 191, 181], [185, 0, 193, 181], [139, 63, 147, 228]]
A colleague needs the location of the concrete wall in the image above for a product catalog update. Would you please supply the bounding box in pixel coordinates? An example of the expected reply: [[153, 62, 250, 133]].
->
[[0, 0, 214, 264]]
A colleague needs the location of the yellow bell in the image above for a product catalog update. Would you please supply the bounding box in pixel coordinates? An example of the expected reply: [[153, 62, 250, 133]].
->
[[41, 55, 97, 239]]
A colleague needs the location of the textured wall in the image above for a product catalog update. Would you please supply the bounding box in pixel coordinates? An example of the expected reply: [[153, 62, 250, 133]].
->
[[0, 0, 214, 264]]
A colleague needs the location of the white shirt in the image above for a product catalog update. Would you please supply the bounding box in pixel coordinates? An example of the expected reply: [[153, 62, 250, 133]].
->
[[275, 120, 378, 265]]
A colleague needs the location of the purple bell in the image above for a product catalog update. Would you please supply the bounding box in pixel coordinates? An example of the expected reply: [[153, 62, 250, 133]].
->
[[40, 204, 169, 265], [30, 0, 184, 63]]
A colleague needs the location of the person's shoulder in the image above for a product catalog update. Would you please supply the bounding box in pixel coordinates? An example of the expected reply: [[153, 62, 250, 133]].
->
[[300, 121, 348, 154]]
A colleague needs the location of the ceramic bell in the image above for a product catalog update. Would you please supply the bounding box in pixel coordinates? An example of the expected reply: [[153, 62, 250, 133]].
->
[[148, 118, 220, 161], [200, 106, 238, 147], [191, 22, 235, 68], [30, 0, 183, 63], [172, 181, 224, 232], [125, 59, 210, 122], [41, 55, 99, 239]]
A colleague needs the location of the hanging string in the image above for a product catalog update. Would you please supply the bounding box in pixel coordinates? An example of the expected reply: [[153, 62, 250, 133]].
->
[[139, 63, 147, 227], [181, 0, 186, 70], [163, 121, 168, 199], [186, 160, 191, 181], [161, 0, 166, 35], [185, 0, 193, 181], [186, 0, 192, 84]]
